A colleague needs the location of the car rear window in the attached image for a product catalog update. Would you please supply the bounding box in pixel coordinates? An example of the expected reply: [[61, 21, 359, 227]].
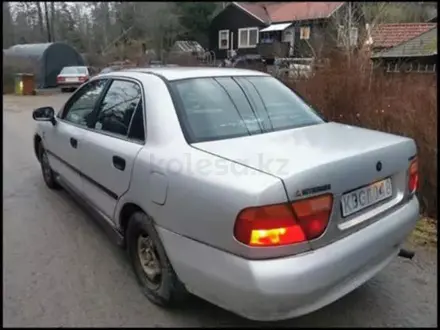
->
[[169, 76, 324, 143], [60, 67, 88, 75]]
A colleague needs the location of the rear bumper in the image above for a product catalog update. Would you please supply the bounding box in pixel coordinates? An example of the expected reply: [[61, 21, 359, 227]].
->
[[58, 83, 82, 89], [158, 197, 419, 321]]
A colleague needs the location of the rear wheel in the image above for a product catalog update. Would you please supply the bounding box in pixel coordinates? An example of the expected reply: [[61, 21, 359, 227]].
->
[[126, 211, 187, 307], [38, 144, 61, 190], [60, 88, 67, 93]]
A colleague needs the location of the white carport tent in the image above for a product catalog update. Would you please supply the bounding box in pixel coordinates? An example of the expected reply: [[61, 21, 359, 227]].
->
[[260, 23, 292, 33]]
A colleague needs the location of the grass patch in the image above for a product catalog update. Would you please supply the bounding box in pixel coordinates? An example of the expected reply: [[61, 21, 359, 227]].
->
[[409, 217, 437, 248]]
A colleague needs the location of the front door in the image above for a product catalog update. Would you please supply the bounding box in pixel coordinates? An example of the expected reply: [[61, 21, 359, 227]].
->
[[45, 79, 109, 192], [79, 78, 145, 220], [282, 28, 295, 57]]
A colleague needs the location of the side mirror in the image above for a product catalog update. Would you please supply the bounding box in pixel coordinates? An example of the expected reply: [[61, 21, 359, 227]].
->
[[32, 106, 56, 125]]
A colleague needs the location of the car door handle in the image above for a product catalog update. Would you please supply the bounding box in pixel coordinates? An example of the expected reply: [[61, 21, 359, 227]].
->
[[70, 137, 78, 149], [112, 156, 126, 171]]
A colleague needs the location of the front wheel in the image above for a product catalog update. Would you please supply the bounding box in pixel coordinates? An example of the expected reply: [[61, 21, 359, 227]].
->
[[39, 144, 61, 190], [126, 212, 187, 307]]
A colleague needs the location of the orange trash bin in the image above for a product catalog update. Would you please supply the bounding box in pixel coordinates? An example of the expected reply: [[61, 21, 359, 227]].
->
[[14, 73, 35, 95]]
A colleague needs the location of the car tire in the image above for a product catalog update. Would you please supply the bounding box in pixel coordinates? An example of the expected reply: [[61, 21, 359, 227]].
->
[[38, 144, 61, 190], [126, 211, 187, 307], [60, 88, 67, 93]]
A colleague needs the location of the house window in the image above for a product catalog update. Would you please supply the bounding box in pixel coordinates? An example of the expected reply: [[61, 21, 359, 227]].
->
[[219, 30, 229, 50], [238, 27, 259, 48], [337, 26, 359, 47], [300, 26, 310, 40], [337, 25, 344, 47], [349, 27, 358, 46]]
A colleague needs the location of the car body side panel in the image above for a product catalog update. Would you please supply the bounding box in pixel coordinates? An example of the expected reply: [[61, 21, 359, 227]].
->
[[79, 130, 143, 220], [122, 145, 306, 260], [40, 120, 85, 192]]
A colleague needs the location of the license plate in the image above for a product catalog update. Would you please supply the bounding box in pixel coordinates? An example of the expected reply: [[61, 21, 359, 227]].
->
[[65, 78, 78, 82], [341, 178, 393, 217]]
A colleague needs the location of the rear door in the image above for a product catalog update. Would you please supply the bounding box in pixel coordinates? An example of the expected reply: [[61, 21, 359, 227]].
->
[[79, 78, 145, 220], [45, 79, 109, 192]]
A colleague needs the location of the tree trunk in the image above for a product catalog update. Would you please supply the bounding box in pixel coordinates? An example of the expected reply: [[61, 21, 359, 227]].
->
[[43, 2, 52, 42], [50, 2, 56, 41], [36, 2, 45, 41], [2, 2, 15, 47]]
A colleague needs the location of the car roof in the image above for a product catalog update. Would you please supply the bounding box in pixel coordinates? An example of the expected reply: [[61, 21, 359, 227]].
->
[[122, 67, 269, 81]]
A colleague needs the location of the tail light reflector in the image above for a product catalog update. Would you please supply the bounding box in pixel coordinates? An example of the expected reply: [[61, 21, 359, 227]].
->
[[234, 194, 333, 247], [291, 194, 333, 240], [408, 158, 418, 194]]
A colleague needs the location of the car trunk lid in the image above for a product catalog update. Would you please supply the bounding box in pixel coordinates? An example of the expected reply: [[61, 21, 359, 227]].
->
[[58, 73, 87, 83], [193, 122, 416, 249]]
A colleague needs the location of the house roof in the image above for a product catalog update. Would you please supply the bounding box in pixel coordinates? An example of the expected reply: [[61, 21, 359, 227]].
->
[[235, 2, 271, 23], [233, 2, 344, 24], [371, 27, 437, 58], [370, 23, 437, 49]]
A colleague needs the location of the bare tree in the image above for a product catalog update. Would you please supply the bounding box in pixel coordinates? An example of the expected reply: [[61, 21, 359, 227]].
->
[[35, 2, 45, 40], [50, 2, 56, 41], [3, 2, 15, 47], [43, 2, 51, 42]]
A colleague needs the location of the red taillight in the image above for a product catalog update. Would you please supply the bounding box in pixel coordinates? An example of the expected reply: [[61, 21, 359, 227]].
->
[[57, 76, 64, 82], [408, 158, 418, 194], [79, 75, 88, 82], [234, 194, 333, 247], [291, 194, 333, 240]]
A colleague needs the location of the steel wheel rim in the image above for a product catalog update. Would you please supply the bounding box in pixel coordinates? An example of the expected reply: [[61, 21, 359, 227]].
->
[[137, 234, 162, 289]]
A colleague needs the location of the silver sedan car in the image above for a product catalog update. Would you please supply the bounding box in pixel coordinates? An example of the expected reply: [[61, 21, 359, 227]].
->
[[32, 67, 420, 321]]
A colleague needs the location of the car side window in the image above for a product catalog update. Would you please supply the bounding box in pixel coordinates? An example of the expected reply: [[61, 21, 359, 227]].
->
[[93, 80, 142, 137], [63, 79, 108, 126], [127, 98, 145, 142]]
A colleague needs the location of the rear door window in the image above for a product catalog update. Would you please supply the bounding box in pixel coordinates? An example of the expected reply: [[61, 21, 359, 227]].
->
[[92, 79, 142, 138], [127, 99, 145, 142]]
